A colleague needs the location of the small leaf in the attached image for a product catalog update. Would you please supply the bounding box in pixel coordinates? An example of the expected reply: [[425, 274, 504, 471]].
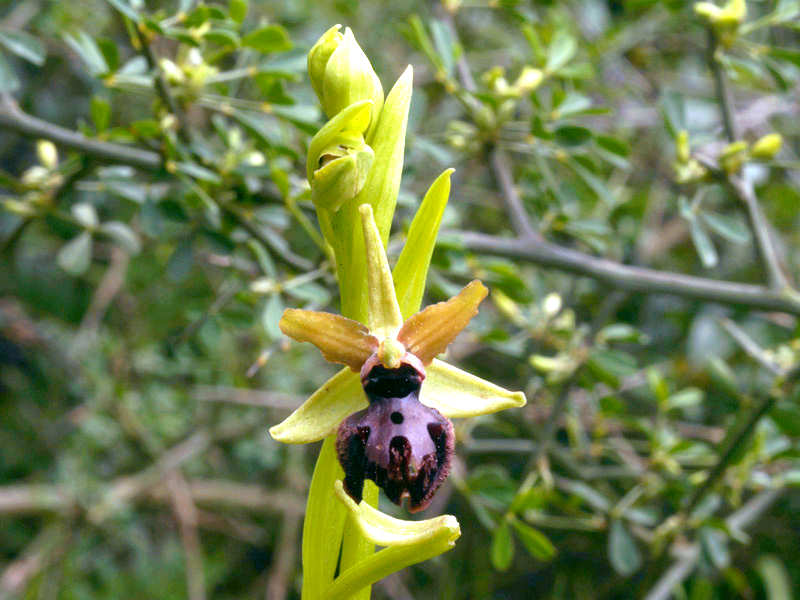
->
[[57, 231, 92, 275], [689, 219, 718, 268], [71, 202, 98, 228], [587, 349, 637, 387], [609, 520, 641, 576], [91, 96, 111, 132], [166, 239, 194, 282], [63, 31, 108, 77], [554, 125, 592, 146], [511, 519, 556, 561], [546, 30, 577, 73], [241, 25, 292, 53], [491, 521, 514, 571], [701, 212, 750, 245], [0, 29, 45, 66], [229, 0, 248, 23], [699, 527, 730, 570], [103, 0, 140, 21], [0, 52, 20, 92], [101, 221, 141, 254], [756, 555, 794, 600]]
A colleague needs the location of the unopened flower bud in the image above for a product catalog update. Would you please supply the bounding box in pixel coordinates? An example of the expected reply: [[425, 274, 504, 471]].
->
[[676, 130, 691, 164], [750, 133, 782, 160], [159, 58, 185, 85], [719, 140, 748, 173], [36, 140, 58, 169], [513, 66, 543, 95], [308, 25, 384, 130]]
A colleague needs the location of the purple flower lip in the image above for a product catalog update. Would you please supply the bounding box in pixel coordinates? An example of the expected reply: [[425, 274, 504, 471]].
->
[[337, 361, 454, 513]]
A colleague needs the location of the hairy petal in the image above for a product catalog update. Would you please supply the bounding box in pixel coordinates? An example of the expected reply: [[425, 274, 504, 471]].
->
[[398, 280, 488, 365], [280, 309, 377, 371], [269, 368, 366, 443], [420, 359, 526, 418]]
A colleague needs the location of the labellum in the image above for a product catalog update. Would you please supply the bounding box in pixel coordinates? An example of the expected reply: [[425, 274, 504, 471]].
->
[[336, 358, 454, 513]]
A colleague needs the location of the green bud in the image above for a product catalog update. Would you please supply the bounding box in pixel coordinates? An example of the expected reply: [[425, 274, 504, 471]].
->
[[311, 143, 374, 212], [308, 24, 343, 100], [308, 26, 384, 132], [750, 133, 782, 160], [719, 140, 748, 173], [676, 130, 690, 164]]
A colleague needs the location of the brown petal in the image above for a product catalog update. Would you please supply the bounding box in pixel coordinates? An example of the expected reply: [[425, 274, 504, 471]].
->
[[279, 309, 378, 371], [397, 280, 488, 365]]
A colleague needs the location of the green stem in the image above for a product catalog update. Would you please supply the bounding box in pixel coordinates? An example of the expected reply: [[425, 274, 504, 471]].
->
[[301, 436, 347, 600]]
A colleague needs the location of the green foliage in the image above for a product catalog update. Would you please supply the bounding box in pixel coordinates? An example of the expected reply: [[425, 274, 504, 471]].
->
[[1, 1, 800, 599]]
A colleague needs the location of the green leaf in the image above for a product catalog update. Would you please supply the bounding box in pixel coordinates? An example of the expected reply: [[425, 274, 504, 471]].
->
[[757, 555, 794, 600], [546, 30, 577, 73], [393, 168, 453, 319], [0, 52, 20, 92], [241, 25, 292, 53], [0, 29, 45, 66], [101, 222, 141, 254], [662, 91, 687, 138], [554, 125, 592, 146], [511, 519, 556, 561], [173, 162, 222, 184], [608, 520, 641, 576], [57, 231, 93, 276], [701, 212, 750, 245], [103, 0, 140, 21], [71, 203, 98, 228], [166, 239, 194, 282], [689, 219, 718, 268], [587, 349, 637, 387], [699, 527, 730, 570], [229, 0, 248, 23], [63, 31, 108, 77], [491, 521, 514, 571], [91, 96, 111, 132]]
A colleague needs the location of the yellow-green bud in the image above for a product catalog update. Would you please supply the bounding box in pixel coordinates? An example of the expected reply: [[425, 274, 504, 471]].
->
[[676, 130, 690, 164], [308, 25, 384, 131], [35, 140, 58, 170], [512, 66, 543, 95], [719, 140, 748, 173], [694, 0, 746, 27], [750, 133, 782, 160]]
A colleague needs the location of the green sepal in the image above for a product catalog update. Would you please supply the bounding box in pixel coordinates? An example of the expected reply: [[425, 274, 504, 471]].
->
[[393, 168, 454, 318]]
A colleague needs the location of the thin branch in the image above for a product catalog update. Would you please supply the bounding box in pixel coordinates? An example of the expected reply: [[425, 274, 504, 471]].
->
[[0, 94, 161, 170], [707, 29, 739, 143], [456, 230, 800, 315], [644, 488, 784, 600], [728, 173, 792, 290], [167, 472, 207, 600], [490, 146, 539, 240], [719, 317, 783, 375]]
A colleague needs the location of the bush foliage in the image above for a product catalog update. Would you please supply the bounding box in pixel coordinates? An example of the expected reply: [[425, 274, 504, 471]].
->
[[1, 0, 799, 598]]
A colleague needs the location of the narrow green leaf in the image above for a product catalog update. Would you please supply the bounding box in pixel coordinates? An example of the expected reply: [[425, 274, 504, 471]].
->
[[302, 437, 348, 600], [101, 221, 141, 254], [91, 96, 111, 132], [0, 52, 20, 92], [103, 0, 140, 21], [393, 168, 453, 319], [63, 31, 108, 77], [241, 25, 292, 53], [511, 519, 556, 561], [491, 521, 514, 571], [608, 520, 641, 576], [0, 29, 45, 66], [554, 125, 592, 146], [757, 555, 794, 600], [586, 349, 637, 387], [689, 219, 718, 268], [699, 527, 730, 570], [546, 30, 577, 73], [57, 231, 93, 275], [701, 212, 750, 245]]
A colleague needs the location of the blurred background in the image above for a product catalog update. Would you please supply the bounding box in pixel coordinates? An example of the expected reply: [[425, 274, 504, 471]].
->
[[1, 0, 800, 598]]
